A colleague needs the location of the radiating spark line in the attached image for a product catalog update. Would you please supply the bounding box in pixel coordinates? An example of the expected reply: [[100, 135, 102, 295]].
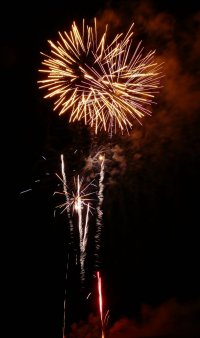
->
[[86, 292, 91, 300], [20, 188, 32, 194], [38, 18, 163, 135], [103, 309, 110, 328]]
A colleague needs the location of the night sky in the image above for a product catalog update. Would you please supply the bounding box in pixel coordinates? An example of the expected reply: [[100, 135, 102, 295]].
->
[[4, 1, 200, 337]]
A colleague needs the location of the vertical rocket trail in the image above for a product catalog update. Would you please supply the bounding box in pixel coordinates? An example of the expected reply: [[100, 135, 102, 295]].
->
[[60, 155, 74, 337], [95, 155, 105, 268], [97, 271, 105, 338]]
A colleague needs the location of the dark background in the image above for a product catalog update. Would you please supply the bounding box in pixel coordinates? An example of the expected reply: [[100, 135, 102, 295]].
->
[[3, 1, 200, 337]]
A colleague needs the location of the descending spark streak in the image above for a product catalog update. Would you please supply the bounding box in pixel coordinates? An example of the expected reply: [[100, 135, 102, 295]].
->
[[95, 154, 105, 268], [80, 203, 90, 280], [97, 271, 105, 338], [38, 18, 163, 135], [75, 176, 91, 281], [60, 154, 74, 244]]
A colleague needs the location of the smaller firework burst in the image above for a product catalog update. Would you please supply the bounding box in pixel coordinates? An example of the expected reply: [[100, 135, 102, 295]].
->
[[55, 155, 97, 282]]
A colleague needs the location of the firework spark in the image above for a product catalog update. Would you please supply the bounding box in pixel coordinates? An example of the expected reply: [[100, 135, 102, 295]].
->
[[38, 18, 162, 135]]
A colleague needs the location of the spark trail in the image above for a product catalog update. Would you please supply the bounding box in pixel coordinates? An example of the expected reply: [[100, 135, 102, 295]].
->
[[94, 154, 105, 269], [97, 271, 105, 338], [60, 154, 74, 245]]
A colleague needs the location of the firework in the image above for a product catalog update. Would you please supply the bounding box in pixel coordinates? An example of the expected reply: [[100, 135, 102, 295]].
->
[[38, 18, 162, 135], [56, 156, 97, 281]]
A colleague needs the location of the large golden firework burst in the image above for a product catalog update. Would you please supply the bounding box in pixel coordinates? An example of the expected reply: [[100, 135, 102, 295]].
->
[[38, 18, 162, 135]]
